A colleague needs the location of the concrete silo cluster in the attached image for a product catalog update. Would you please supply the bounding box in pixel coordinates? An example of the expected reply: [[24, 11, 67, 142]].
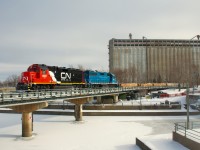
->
[[109, 35, 200, 84]]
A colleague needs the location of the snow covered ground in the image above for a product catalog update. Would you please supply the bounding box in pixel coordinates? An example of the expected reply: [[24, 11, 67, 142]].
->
[[0, 88, 200, 150], [0, 114, 200, 150], [138, 134, 189, 150]]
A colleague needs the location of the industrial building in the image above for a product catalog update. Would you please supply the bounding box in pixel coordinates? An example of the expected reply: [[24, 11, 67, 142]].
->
[[108, 35, 200, 84]]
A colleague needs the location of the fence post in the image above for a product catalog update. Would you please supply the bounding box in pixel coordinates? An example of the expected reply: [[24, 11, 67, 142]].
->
[[43, 90, 46, 97], [185, 122, 187, 137], [60, 90, 62, 97], [71, 89, 73, 96], [1, 92, 4, 102], [175, 123, 177, 132], [38, 91, 40, 99], [63, 100, 65, 110], [191, 121, 193, 129], [21, 92, 24, 101]]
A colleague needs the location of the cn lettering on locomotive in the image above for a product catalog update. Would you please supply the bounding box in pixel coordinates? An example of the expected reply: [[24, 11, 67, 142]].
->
[[61, 72, 71, 81]]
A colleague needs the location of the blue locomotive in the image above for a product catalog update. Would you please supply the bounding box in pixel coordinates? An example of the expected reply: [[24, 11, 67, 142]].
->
[[84, 70, 118, 87]]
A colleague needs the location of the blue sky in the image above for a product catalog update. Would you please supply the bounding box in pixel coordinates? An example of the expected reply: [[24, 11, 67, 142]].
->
[[0, 0, 200, 81]]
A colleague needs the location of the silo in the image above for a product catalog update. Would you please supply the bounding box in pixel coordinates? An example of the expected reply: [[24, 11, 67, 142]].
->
[[109, 37, 200, 84], [109, 38, 146, 83]]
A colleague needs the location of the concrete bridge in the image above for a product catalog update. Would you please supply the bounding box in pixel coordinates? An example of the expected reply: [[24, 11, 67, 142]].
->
[[0, 86, 175, 137]]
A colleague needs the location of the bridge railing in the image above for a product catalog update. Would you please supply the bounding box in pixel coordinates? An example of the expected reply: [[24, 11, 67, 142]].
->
[[0, 87, 126, 102], [0, 86, 176, 105], [174, 121, 200, 143]]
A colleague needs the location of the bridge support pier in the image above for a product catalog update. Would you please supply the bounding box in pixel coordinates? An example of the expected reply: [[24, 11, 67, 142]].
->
[[96, 95, 118, 104], [10, 102, 48, 137], [74, 104, 82, 121], [96, 96, 102, 104], [68, 97, 93, 121], [22, 112, 32, 137], [113, 94, 119, 103]]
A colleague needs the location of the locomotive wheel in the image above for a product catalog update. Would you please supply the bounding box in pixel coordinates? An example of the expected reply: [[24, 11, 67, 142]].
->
[[50, 85, 55, 89], [46, 85, 50, 89]]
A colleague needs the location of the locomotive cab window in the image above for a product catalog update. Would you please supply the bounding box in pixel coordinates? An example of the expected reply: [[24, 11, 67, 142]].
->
[[28, 66, 39, 73]]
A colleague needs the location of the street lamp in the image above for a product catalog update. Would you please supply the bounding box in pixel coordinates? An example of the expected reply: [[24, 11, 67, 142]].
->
[[186, 83, 190, 129], [190, 35, 200, 41], [186, 35, 200, 129], [190, 35, 200, 88]]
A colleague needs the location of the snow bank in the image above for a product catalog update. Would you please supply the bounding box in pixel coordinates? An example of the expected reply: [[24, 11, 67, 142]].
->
[[0, 114, 200, 150], [0, 114, 152, 150]]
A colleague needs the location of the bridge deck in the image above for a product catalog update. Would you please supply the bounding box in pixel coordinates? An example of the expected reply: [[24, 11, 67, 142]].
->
[[0, 86, 175, 107]]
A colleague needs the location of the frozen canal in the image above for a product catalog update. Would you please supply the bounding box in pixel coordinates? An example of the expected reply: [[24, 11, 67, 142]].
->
[[0, 113, 199, 150]]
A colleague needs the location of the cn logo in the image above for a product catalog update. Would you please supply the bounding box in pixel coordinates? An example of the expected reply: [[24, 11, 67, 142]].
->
[[22, 77, 28, 81], [61, 72, 71, 81]]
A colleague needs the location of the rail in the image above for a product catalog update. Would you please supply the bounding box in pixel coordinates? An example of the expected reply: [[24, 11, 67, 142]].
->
[[174, 121, 200, 143]]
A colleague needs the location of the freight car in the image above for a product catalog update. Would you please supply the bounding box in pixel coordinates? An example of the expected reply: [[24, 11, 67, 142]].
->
[[120, 83, 178, 88], [16, 64, 118, 90]]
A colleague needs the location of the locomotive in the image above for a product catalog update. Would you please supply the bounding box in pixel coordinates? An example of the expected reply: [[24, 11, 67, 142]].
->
[[16, 64, 118, 90]]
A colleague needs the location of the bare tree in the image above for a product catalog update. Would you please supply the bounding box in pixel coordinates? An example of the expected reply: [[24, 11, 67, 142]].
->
[[112, 69, 123, 83], [77, 64, 85, 71], [136, 68, 141, 83], [190, 64, 200, 87], [0, 81, 3, 87], [3, 74, 19, 87], [68, 64, 74, 68], [157, 74, 162, 83], [129, 65, 137, 82]]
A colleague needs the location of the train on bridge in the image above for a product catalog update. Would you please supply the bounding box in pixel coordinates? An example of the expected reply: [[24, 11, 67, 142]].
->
[[16, 64, 178, 91], [16, 64, 118, 90]]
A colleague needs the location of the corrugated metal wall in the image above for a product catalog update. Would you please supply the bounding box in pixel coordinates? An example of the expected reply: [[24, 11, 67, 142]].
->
[[109, 39, 200, 83], [109, 39, 146, 82]]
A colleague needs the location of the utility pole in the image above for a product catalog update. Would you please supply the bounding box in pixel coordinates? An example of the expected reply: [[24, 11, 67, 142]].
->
[[187, 35, 200, 129], [186, 83, 190, 129]]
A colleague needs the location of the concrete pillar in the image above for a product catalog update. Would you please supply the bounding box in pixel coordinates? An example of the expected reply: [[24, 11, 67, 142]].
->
[[87, 97, 93, 101], [96, 96, 102, 104], [86, 97, 93, 104], [75, 104, 82, 121], [22, 112, 32, 137], [68, 97, 93, 121], [113, 94, 119, 103], [10, 102, 48, 137]]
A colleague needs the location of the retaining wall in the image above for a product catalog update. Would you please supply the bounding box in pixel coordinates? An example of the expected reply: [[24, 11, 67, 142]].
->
[[136, 138, 151, 150], [0, 109, 199, 116], [173, 131, 200, 150], [47, 104, 181, 110]]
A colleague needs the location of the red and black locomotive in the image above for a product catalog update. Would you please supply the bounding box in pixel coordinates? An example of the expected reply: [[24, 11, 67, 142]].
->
[[17, 64, 85, 90]]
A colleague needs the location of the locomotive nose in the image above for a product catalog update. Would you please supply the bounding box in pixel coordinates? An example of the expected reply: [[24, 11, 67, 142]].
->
[[21, 72, 29, 83], [16, 72, 32, 90]]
